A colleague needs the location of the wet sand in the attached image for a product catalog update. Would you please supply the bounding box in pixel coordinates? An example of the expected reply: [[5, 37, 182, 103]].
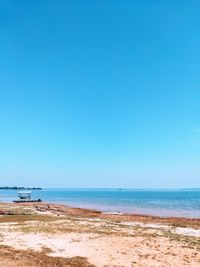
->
[[0, 202, 200, 266]]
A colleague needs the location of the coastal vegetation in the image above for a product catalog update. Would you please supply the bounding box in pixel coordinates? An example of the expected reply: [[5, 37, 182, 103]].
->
[[0, 245, 94, 267], [0, 186, 42, 190]]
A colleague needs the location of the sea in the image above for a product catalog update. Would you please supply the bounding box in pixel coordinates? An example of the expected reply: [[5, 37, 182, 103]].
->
[[1, 188, 200, 218]]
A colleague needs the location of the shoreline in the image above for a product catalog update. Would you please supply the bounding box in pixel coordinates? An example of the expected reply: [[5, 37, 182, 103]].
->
[[2, 199, 200, 220], [1, 201, 200, 266], [1, 188, 200, 219], [3, 201, 200, 229]]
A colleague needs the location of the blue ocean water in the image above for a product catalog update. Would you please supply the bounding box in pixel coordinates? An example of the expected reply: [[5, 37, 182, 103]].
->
[[1, 188, 200, 218]]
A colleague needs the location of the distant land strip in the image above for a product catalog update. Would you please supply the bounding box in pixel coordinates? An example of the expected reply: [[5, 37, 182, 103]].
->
[[0, 187, 42, 190]]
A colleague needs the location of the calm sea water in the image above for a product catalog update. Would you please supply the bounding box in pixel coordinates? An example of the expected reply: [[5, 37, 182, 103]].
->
[[1, 188, 200, 218]]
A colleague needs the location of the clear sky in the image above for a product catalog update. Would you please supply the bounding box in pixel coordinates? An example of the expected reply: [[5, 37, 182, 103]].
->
[[0, 0, 200, 188]]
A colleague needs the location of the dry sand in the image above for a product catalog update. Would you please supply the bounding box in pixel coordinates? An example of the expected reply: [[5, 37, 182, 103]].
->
[[0, 202, 200, 267]]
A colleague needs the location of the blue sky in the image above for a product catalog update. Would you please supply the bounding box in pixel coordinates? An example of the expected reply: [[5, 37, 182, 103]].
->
[[0, 0, 200, 188]]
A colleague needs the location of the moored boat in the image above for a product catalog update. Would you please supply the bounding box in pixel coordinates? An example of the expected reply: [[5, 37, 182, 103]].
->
[[13, 191, 42, 203]]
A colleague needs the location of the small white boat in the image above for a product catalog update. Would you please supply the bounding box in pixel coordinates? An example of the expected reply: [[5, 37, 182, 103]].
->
[[13, 191, 42, 203]]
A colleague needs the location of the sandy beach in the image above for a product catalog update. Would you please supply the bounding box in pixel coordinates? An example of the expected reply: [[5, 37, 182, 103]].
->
[[0, 202, 200, 267]]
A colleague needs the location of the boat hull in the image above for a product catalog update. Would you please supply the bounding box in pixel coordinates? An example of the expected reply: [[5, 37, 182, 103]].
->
[[13, 199, 42, 203]]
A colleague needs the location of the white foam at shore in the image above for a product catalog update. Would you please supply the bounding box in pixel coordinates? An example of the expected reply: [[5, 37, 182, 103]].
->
[[102, 211, 124, 215]]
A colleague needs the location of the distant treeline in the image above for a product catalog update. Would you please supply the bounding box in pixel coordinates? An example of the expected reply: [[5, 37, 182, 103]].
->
[[0, 186, 42, 190]]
